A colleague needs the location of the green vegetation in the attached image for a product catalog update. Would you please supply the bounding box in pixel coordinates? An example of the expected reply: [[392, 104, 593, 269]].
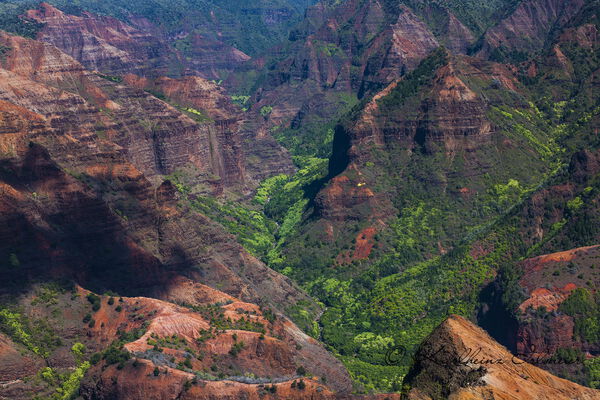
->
[[313, 40, 343, 57], [32, 283, 64, 306], [96, 73, 123, 83], [86, 293, 101, 311], [8, 252, 20, 268], [181, 106, 213, 123], [586, 357, 600, 389], [229, 340, 245, 357], [0, 307, 61, 358], [559, 288, 600, 343], [189, 195, 276, 258], [273, 92, 358, 158], [168, 156, 327, 270], [252, 27, 600, 391], [52, 361, 90, 400], [186, 303, 266, 334], [378, 47, 448, 110], [402, 0, 519, 37], [0, 2, 45, 38], [259, 105, 273, 117], [37, 361, 91, 400], [71, 342, 85, 362], [230, 94, 250, 111]]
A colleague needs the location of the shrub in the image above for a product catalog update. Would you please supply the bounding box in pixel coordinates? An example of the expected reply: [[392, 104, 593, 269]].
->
[[86, 293, 101, 311], [103, 344, 130, 365], [90, 352, 102, 365], [260, 105, 273, 117], [229, 341, 245, 357], [71, 342, 85, 362]]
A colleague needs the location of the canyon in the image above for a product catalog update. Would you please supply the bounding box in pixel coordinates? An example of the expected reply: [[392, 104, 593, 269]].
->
[[0, 0, 598, 398]]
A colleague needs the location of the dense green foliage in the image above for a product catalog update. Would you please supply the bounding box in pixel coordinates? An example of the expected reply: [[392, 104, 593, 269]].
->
[[0, 307, 62, 358], [377, 47, 448, 110], [1, 0, 597, 395], [560, 288, 600, 343], [273, 92, 358, 159], [0, 1, 45, 38]]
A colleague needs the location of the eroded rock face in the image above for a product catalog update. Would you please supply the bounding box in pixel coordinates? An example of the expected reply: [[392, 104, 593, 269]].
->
[[374, 6, 440, 85], [179, 33, 251, 80], [0, 284, 354, 399], [405, 315, 600, 399], [244, 0, 469, 153], [0, 31, 313, 319], [24, 2, 251, 79], [26, 2, 175, 76], [515, 245, 600, 358], [122, 74, 248, 185], [0, 30, 246, 187], [0, 39, 354, 393], [348, 58, 494, 154], [477, 0, 585, 59], [0, 28, 341, 397]]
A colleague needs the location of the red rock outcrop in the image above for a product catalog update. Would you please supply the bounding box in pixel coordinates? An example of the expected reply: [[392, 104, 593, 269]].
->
[[514, 245, 600, 358], [313, 53, 524, 243], [405, 315, 600, 399]]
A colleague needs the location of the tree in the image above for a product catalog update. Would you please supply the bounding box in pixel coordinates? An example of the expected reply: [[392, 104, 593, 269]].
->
[[71, 342, 85, 362]]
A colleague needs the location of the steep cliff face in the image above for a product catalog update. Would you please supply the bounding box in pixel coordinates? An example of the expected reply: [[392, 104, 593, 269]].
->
[[25, 2, 176, 76], [477, 0, 586, 61], [0, 30, 317, 319], [236, 0, 489, 163], [123, 73, 250, 186], [16, 3, 295, 186], [0, 26, 363, 397], [24, 2, 251, 79], [178, 33, 251, 80], [251, 0, 445, 128], [404, 315, 600, 399], [0, 30, 247, 187]]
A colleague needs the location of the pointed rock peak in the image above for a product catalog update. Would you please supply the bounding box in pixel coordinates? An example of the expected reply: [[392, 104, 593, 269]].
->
[[34, 2, 65, 18], [404, 314, 600, 399]]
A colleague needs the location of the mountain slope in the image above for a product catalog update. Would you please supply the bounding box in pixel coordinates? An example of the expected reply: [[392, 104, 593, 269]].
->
[[250, 0, 599, 391], [1, 0, 311, 57]]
